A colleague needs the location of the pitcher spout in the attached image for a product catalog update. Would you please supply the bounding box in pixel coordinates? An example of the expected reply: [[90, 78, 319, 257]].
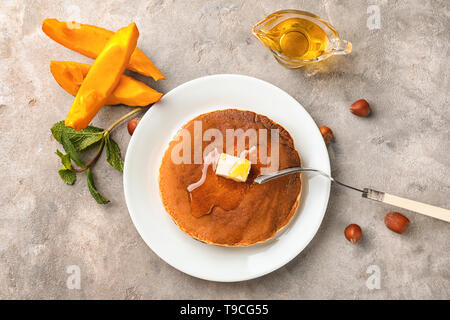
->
[[331, 39, 352, 55]]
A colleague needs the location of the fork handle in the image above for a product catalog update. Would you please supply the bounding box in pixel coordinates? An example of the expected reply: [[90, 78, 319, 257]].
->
[[363, 188, 450, 222]]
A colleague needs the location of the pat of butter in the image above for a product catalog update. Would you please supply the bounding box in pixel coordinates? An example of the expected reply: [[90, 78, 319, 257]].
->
[[215, 153, 251, 182]]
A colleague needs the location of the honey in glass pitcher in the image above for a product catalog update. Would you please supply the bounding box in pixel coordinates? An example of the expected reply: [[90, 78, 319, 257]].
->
[[252, 10, 352, 68]]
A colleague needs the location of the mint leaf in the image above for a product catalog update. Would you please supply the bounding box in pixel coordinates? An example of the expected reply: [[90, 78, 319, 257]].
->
[[58, 167, 76, 185], [105, 135, 124, 172], [86, 168, 109, 204], [61, 130, 85, 167], [51, 121, 104, 151], [55, 149, 72, 169], [51, 121, 65, 142], [76, 133, 103, 151], [56, 150, 76, 184]]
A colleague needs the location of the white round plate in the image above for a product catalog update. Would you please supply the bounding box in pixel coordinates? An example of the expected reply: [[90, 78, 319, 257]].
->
[[124, 74, 330, 282]]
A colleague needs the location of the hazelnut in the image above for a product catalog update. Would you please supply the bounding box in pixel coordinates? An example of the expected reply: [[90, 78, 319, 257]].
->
[[350, 99, 371, 117], [127, 117, 141, 136], [345, 224, 362, 244], [319, 126, 334, 144], [384, 212, 410, 234]]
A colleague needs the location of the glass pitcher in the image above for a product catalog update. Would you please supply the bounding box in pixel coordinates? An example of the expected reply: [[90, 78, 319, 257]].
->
[[252, 10, 352, 68]]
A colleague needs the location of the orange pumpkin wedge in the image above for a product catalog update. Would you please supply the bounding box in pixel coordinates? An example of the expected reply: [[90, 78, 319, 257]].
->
[[42, 18, 165, 81], [50, 61, 162, 107], [65, 23, 139, 130]]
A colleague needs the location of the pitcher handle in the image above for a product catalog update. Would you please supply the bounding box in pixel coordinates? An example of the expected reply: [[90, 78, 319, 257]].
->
[[332, 39, 352, 55]]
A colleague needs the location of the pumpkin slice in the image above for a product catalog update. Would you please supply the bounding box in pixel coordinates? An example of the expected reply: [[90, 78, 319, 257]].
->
[[65, 23, 139, 130], [42, 18, 165, 81], [50, 61, 162, 107]]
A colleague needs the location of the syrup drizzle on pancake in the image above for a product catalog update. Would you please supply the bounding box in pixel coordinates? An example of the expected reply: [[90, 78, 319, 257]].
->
[[187, 145, 256, 193], [239, 145, 257, 159], [189, 159, 249, 218], [186, 148, 219, 192], [188, 147, 254, 218]]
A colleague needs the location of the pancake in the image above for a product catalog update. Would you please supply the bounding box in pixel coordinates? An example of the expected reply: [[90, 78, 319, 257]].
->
[[158, 109, 302, 246]]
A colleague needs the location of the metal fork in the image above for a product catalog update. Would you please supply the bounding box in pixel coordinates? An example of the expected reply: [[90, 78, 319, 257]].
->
[[254, 167, 450, 222]]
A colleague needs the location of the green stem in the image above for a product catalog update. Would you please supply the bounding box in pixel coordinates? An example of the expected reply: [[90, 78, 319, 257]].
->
[[104, 107, 142, 136]]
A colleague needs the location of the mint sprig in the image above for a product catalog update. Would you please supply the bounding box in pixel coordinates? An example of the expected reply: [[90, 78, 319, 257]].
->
[[51, 108, 142, 204]]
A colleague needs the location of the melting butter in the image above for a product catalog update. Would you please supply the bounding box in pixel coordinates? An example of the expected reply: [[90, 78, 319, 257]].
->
[[216, 153, 251, 182]]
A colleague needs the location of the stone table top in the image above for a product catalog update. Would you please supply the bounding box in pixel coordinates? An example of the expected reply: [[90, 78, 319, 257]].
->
[[0, 0, 448, 299]]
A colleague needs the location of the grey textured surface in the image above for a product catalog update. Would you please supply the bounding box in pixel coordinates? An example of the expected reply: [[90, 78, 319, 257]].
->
[[0, 0, 449, 299]]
